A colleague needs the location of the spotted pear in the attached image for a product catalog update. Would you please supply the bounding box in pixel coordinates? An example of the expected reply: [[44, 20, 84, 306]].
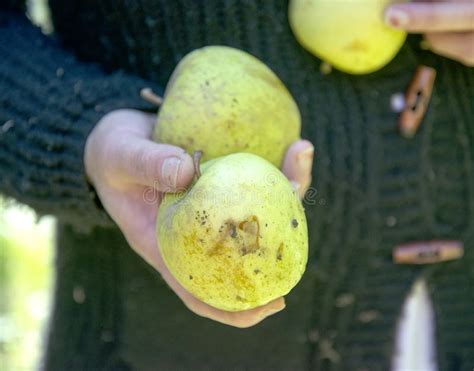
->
[[157, 153, 308, 311], [153, 46, 301, 167]]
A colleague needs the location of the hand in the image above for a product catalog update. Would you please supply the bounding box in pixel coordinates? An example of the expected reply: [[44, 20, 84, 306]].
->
[[384, 0, 474, 66], [84, 108, 314, 328]]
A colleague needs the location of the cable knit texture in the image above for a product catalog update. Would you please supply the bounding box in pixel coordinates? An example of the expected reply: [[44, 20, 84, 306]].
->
[[0, 13, 161, 229], [0, 1, 473, 371]]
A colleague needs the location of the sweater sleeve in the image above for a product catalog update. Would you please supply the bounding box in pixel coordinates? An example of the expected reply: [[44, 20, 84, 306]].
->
[[0, 12, 163, 230]]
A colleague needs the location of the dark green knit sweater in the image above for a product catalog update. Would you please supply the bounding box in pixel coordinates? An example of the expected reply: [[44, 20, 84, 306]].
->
[[1, 1, 473, 370]]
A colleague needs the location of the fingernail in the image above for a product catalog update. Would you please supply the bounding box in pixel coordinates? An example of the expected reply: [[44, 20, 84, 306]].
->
[[161, 157, 182, 189], [297, 145, 314, 174], [384, 7, 409, 28]]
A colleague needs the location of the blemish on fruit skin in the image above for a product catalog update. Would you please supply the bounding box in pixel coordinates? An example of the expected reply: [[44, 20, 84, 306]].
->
[[292, 219, 298, 228], [239, 217, 258, 234], [189, 275, 193, 280], [277, 243, 284, 261], [344, 39, 368, 52], [254, 269, 261, 274], [208, 242, 228, 257], [239, 218, 260, 255], [229, 224, 237, 238], [216, 216, 263, 256]]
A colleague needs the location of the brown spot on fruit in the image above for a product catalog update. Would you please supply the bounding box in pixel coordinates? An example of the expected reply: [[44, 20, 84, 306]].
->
[[229, 223, 237, 238], [292, 219, 298, 228], [238, 216, 261, 255], [213, 216, 263, 257], [239, 217, 258, 235], [277, 243, 284, 261], [183, 231, 202, 256], [208, 242, 228, 257]]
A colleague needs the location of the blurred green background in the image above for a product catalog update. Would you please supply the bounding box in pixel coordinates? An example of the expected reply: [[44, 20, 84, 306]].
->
[[1, 2, 54, 370], [0, 199, 54, 371]]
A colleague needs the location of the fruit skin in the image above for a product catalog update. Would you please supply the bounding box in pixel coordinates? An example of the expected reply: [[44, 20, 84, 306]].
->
[[289, 0, 407, 74], [153, 46, 301, 167], [157, 153, 308, 311]]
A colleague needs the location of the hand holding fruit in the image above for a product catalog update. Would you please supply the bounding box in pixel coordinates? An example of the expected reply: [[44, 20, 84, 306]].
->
[[84, 108, 314, 327], [384, 0, 474, 66]]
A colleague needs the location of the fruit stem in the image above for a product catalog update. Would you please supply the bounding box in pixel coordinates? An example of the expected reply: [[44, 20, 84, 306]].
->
[[140, 87, 163, 106], [193, 151, 203, 179]]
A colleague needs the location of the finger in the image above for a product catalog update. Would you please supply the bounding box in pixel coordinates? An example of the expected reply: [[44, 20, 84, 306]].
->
[[96, 109, 157, 137], [425, 32, 474, 66], [282, 140, 314, 198], [211, 297, 285, 328], [174, 280, 286, 328], [384, 3, 474, 32], [110, 136, 195, 192]]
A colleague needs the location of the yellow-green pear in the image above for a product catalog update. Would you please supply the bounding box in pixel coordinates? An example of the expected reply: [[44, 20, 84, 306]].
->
[[289, 0, 406, 74], [153, 46, 301, 167], [157, 153, 308, 311]]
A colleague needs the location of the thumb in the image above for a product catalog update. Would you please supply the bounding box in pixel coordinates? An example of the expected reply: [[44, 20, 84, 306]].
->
[[113, 138, 196, 192]]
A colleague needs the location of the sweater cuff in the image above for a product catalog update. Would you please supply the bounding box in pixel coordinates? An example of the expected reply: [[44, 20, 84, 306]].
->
[[0, 14, 162, 231]]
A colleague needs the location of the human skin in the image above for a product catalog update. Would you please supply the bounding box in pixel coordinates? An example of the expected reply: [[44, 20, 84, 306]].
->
[[84, 109, 314, 328], [385, 0, 474, 66]]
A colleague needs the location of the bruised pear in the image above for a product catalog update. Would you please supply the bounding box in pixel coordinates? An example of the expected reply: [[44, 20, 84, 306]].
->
[[153, 46, 301, 167], [289, 0, 406, 74], [157, 153, 308, 311]]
